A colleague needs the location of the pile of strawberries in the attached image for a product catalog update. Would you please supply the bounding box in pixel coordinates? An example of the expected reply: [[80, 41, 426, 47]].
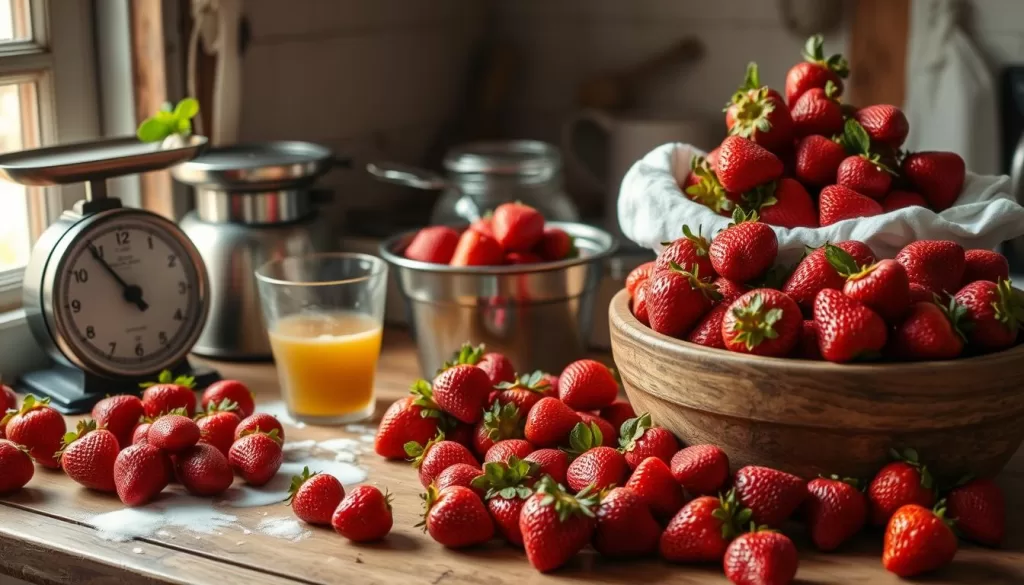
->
[[403, 202, 574, 266], [683, 35, 966, 227]]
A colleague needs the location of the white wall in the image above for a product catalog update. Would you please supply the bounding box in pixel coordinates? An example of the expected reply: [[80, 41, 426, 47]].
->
[[963, 0, 1024, 67]]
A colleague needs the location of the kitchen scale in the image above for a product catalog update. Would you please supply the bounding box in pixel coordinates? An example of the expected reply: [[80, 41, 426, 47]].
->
[[0, 135, 219, 413]]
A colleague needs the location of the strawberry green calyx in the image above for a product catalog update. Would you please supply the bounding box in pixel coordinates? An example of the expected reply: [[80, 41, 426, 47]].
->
[[749, 263, 794, 290], [822, 243, 861, 278], [932, 499, 957, 529], [713, 488, 752, 540], [822, 474, 864, 490], [667, 262, 723, 302], [726, 293, 783, 350], [238, 427, 283, 444], [480, 402, 524, 443], [728, 89, 777, 138], [992, 278, 1024, 331], [404, 431, 445, 468], [2, 394, 49, 425], [196, 399, 239, 420], [563, 421, 604, 459], [408, 379, 445, 421], [847, 261, 880, 283], [286, 466, 318, 504], [438, 343, 485, 373], [139, 370, 195, 389], [416, 485, 441, 530], [740, 181, 779, 214], [617, 412, 654, 453], [937, 296, 970, 342], [471, 455, 538, 500], [682, 225, 711, 257], [888, 447, 935, 491], [495, 371, 550, 394], [729, 207, 761, 226], [56, 419, 100, 459], [802, 34, 849, 77], [684, 167, 732, 214], [535, 476, 600, 522], [729, 62, 763, 103], [843, 119, 897, 176]]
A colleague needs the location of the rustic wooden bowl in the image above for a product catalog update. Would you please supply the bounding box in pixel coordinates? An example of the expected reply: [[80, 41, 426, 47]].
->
[[609, 289, 1024, 480]]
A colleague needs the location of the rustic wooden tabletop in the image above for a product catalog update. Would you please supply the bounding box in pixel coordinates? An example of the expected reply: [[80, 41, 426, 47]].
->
[[0, 329, 1022, 585]]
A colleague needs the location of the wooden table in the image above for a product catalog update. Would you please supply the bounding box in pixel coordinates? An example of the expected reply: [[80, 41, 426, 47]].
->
[[1, 329, 1022, 585]]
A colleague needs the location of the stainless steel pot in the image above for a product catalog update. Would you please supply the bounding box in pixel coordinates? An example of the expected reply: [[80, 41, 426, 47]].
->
[[379, 222, 617, 377]]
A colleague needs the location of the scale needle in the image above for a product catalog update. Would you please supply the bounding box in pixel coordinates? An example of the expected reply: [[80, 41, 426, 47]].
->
[[88, 243, 149, 311]]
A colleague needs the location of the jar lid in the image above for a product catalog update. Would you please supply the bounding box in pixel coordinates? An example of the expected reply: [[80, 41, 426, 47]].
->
[[443, 140, 561, 177]]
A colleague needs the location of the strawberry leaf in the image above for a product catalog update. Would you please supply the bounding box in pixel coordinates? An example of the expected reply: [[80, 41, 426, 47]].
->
[[823, 243, 860, 277], [742, 61, 760, 91], [802, 34, 824, 62], [844, 118, 871, 155]]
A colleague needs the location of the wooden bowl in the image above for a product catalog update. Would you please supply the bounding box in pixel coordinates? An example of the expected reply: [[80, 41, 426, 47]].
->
[[609, 289, 1024, 479]]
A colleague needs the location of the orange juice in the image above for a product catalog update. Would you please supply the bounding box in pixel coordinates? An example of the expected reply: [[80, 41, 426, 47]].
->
[[268, 311, 382, 421]]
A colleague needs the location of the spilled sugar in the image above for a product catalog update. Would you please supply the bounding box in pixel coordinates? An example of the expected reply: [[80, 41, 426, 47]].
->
[[259, 401, 307, 429], [257, 517, 311, 542], [89, 491, 238, 542]]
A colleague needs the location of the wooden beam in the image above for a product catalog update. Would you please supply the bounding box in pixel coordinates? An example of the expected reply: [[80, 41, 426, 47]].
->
[[846, 0, 911, 107]]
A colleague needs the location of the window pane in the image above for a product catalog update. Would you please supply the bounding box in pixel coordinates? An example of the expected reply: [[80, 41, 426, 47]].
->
[[0, 0, 30, 42], [0, 82, 38, 272]]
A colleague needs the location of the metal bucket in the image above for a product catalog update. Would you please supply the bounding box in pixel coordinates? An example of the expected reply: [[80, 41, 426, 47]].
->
[[379, 222, 618, 377]]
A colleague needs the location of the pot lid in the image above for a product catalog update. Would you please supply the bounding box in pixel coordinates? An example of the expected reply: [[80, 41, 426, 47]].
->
[[171, 140, 337, 192]]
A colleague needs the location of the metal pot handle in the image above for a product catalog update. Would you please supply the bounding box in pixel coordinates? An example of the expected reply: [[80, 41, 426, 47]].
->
[[365, 161, 450, 190]]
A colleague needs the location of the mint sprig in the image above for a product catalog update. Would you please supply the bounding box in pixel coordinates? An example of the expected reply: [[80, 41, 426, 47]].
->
[[137, 97, 200, 143]]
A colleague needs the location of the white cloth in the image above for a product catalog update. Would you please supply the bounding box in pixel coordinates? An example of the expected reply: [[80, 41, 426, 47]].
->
[[617, 143, 1024, 266]]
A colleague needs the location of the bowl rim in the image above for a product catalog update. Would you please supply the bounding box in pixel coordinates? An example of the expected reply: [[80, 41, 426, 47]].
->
[[609, 288, 1024, 372]]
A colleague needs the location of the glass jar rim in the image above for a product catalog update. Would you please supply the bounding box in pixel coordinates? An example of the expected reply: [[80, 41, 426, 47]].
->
[[254, 252, 387, 287]]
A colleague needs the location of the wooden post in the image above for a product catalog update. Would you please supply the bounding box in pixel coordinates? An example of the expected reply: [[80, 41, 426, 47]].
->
[[846, 0, 911, 107]]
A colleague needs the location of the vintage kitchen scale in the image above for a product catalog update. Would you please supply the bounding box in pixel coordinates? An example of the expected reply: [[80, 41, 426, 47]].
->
[[0, 135, 220, 413]]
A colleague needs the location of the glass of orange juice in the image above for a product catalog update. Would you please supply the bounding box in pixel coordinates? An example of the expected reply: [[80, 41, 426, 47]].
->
[[255, 253, 388, 424]]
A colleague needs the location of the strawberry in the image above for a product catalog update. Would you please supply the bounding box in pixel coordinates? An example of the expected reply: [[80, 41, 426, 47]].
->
[[228, 429, 284, 486], [146, 412, 200, 453], [946, 478, 1004, 547], [2, 395, 65, 468], [470, 456, 537, 545], [747, 178, 818, 229], [883, 503, 957, 577], [594, 487, 661, 558], [484, 439, 534, 464], [882, 190, 928, 212], [626, 261, 656, 298], [524, 397, 580, 447], [492, 202, 544, 252], [723, 529, 799, 585], [577, 413, 616, 447], [520, 477, 599, 571], [0, 439, 33, 494], [963, 249, 1010, 284], [626, 456, 687, 521], [434, 463, 483, 496], [725, 63, 794, 154], [492, 371, 551, 416], [505, 250, 544, 264], [406, 434, 477, 487], [524, 448, 569, 485], [558, 359, 618, 411], [709, 210, 778, 283], [896, 240, 966, 296], [287, 466, 344, 525], [813, 289, 888, 362], [632, 281, 651, 325], [132, 420, 152, 445], [790, 82, 844, 137], [449, 229, 503, 266], [714, 276, 748, 303], [794, 135, 846, 187], [405, 225, 461, 264], [234, 412, 285, 441], [671, 444, 730, 496], [843, 259, 911, 323], [139, 370, 197, 417], [113, 443, 171, 506], [618, 413, 677, 469], [818, 184, 883, 226], [201, 379, 255, 419], [538, 226, 574, 261], [685, 160, 735, 214], [868, 449, 936, 526], [647, 263, 720, 338], [734, 465, 806, 527], [783, 241, 875, 311], [716, 136, 784, 194], [195, 401, 242, 457], [804, 476, 867, 551], [469, 216, 494, 238], [796, 320, 822, 359], [477, 352, 516, 386], [686, 304, 730, 349], [853, 104, 909, 147], [902, 151, 966, 211], [909, 283, 933, 304], [432, 364, 492, 424], [332, 485, 394, 542], [91, 395, 144, 449], [655, 225, 714, 277], [473, 402, 523, 456], [420, 485, 494, 548], [1, 383, 15, 412], [721, 289, 802, 357], [954, 279, 1022, 351], [58, 419, 119, 492], [892, 299, 966, 360], [837, 155, 892, 199], [175, 442, 234, 496], [660, 490, 748, 563], [374, 383, 444, 459], [785, 34, 849, 105], [566, 446, 628, 492]]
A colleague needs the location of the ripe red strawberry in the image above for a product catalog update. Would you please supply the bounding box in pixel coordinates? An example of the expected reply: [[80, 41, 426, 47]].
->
[[0, 439, 33, 494], [432, 364, 492, 424], [791, 83, 844, 137], [785, 34, 848, 104], [469, 216, 493, 238], [709, 210, 778, 283], [593, 487, 661, 558], [520, 477, 599, 571], [288, 466, 344, 525], [882, 190, 928, 212], [626, 261, 656, 298], [804, 476, 867, 551], [477, 353, 516, 386], [91, 395, 144, 449], [626, 456, 686, 521], [618, 413, 677, 469], [407, 434, 477, 487], [201, 380, 255, 419], [492, 202, 544, 252], [891, 300, 966, 360], [783, 241, 875, 311], [505, 250, 542, 265], [713, 276, 748, 303], [175, 442, 234, 496], [473, 402, 523, 456], [140, 371, 197, 417], [375, 388, 443, 459], [750, 178, 818, 229], [632, 280, 651, 325], [332, 485, 393, 542], [420, 485, 494, 548], [883, 503, 957, 577], [837, 155, 892, 199], [449, 229, 503, 266], [469, 456, 537, 545], [896, 240, 966, 295], [909, 283, 933, 303], [819, 184, 883, 226], [524, 397, 581, 447], [902, 151, 966, 211], [843, 259, 911, 323], [405, 225, 460, 264], [58, 419, 119, 492], [868, 449, 936, 526], [686, 304, 730, 349], [132, 420, 152, 445], [954, 279, 1022, 351], [524, 448, 569, 485], [566, 445, 628, 492], [813, 289, 888, 362], [1, 383, 15, 412], [114, 443, 171, 506], [538, 226, 574, 261], [558, 359, 618, 411], [853, 104, 909, 147], [734, 465, 806, 527], [721, 289, 802, 357], [195, 401, 242, 457], [725, 64, 794, 154], [577, 413, 616, 447], [794, 135, 846, 187], [435, 462, 483, 495], [655, 225, 714, 277], [2, 395, 65, 468], [963, 249, 1010, 284], [946, 478, 1004, 547], [228, 430, 284, 486], [647, 263, 720, 338], [723, 529, 799, 585], [796, 320, 822, 359], [147, 412, 200, 453], [716, 136, 784, 194], [491, 371, 551, 416], [484, 439, 534, 464], [671, 444, 730, 496], [660, 491, 747, 563]]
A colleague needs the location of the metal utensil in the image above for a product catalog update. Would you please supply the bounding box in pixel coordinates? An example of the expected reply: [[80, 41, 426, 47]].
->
[[366, 161, 484, 221], [171, 140, 342, 192], [380, 221, 617, 376]]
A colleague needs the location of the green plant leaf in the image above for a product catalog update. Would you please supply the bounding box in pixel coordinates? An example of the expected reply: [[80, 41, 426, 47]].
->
[[173, 97, 200, 119], [844, 118, 871, 155]]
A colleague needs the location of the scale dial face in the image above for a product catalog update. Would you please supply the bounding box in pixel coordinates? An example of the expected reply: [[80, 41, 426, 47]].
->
[[49, 213, 206, 377]]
